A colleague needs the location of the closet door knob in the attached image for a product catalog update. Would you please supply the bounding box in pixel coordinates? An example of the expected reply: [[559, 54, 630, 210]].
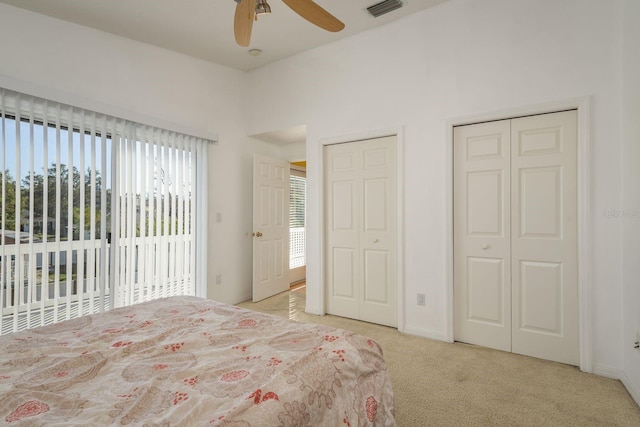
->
[[374, 239, 379, 243], [481, 244, 490, 250]]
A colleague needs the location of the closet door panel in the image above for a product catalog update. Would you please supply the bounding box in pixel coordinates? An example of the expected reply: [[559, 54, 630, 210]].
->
[[360, 137, 397, 327], [454, 120, 511, 352], [511, 110, 578, 366], [325, 144, 360, 317]]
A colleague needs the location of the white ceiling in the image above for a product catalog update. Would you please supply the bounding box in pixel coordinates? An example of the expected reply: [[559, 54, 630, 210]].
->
[[1, 0, 448, 146], [0, 0, 448, 71]]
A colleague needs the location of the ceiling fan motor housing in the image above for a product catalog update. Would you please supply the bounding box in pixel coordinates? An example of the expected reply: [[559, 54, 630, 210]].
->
[[234, 0, 345, 46]]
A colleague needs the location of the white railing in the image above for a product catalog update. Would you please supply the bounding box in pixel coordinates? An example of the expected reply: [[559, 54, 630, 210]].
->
[[1, 238, 112, 334], [290, 227, 305, 269], [112, 234, 194, 307], [0, 233, 193, 334], [1, 239, 110, 310]]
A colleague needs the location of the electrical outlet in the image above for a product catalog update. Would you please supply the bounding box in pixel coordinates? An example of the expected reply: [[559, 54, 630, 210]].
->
[[216, 274, 222, 285], [417, 293, 425, 306]]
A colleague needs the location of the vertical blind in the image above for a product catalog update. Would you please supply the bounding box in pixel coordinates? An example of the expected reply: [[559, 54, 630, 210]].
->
[[0, 88, 209, 335], [114, 125, 207, 307]]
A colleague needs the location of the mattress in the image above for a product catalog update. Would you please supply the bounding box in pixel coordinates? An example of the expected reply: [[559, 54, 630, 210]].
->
[[0, 296, 395, 426]]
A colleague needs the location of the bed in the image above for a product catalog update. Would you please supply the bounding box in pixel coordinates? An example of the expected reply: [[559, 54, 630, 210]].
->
[[0, 296, 395, 426]]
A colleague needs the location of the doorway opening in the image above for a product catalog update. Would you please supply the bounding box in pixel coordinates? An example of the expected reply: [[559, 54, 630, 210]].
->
[[289, 161, 306, 288]]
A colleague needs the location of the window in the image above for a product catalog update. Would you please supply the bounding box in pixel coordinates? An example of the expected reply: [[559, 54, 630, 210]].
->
[[289, 170, 306, 269], [0, 88, 210, 334]]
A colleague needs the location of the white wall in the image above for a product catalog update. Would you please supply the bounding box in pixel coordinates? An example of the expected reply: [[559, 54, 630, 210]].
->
[[248, 0, 626, 374], [621, 0, 640, 403], [209, 137, 282, 304], [0, 3, 263, 306]]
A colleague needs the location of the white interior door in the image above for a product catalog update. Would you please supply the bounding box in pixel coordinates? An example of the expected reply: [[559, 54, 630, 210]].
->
[[325, 136, 397, 327], [454, 110, 578, 366], [510, 111, 578, 365], [253, 155, 290, 302], [454, 119, 512, 352]]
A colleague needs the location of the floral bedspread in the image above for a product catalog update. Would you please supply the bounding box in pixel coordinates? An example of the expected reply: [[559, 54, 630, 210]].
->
[[0, 296, 395, 426]]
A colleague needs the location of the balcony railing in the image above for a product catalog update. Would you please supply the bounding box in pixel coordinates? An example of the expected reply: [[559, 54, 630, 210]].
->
[[290, 227, 305, 269], [0, 234, 193, 335], [0, 238, 112, 335]]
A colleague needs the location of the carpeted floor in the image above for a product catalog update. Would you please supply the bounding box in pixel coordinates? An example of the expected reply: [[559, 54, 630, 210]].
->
[[239, 287, 640, 426]]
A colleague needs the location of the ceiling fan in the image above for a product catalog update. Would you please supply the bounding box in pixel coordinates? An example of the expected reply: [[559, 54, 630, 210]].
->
[[233, 0, 345, 47]]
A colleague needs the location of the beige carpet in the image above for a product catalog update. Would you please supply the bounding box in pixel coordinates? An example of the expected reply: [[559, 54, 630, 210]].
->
[[239, 287, 640, 426]]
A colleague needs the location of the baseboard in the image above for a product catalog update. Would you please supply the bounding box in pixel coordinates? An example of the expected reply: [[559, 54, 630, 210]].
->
[[621, 370, 640, 407], [233, 294, 252, 305], [582, 365, 640, 408], [402, 326, 449, 342], [592, 363, 622, 380], [304, 305, 323, 316]]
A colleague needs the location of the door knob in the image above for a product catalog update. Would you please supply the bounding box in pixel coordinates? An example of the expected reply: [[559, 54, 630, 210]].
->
[[374, 239, 379, 243], [253, 232, 263, 237], [481, 244, 490, 250]]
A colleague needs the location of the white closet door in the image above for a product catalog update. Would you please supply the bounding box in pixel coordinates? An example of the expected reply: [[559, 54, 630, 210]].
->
[[325, 136, 397, 327], [454, 120, 512, 352], [454, 110, 578, 366], [511, 111, 578, 365]]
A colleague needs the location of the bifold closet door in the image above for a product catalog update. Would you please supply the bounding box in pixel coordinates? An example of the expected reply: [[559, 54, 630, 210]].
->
[[454, 110, 578, 366], [324, 136, 397, 328]]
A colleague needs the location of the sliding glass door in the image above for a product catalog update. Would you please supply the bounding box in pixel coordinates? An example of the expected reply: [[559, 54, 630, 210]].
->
[[0, 88, 209, 334]]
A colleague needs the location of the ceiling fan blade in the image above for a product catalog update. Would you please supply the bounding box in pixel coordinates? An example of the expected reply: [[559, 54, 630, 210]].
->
[[282, 0, 345, 32], [234, 0, 256, 47]]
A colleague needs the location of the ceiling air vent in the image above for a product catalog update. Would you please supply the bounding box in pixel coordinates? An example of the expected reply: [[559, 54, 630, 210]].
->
[[367, 0, 404, 18]]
